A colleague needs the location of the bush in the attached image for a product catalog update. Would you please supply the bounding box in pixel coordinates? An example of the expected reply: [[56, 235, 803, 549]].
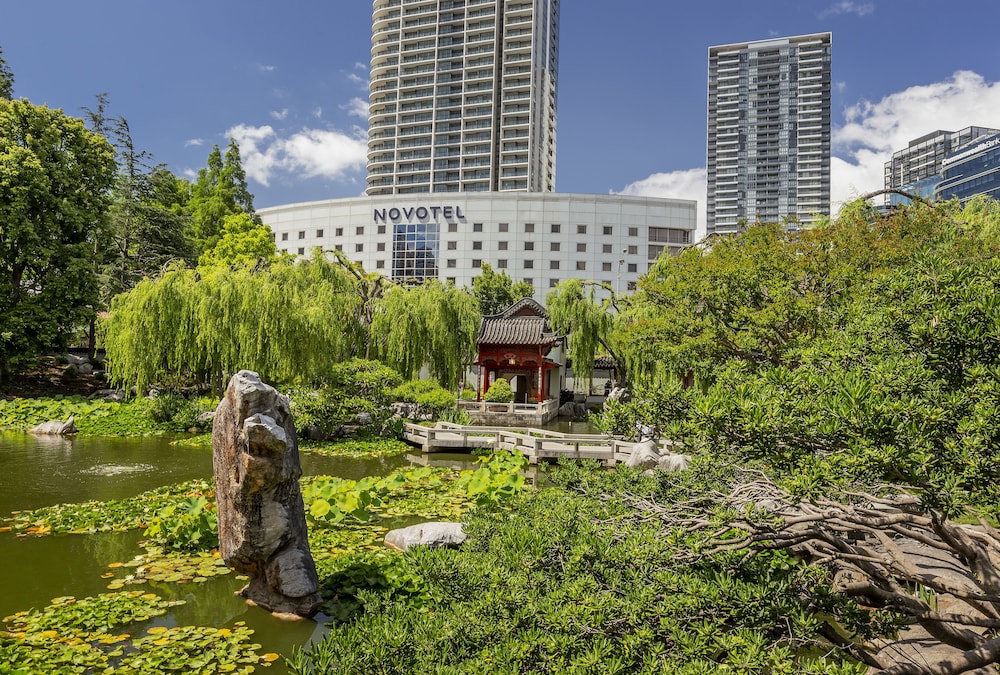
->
[[483, 378, 514, 403], [391, 379, 456, 417], [289, 360, 404, 436], [148, 393, 215, 432]]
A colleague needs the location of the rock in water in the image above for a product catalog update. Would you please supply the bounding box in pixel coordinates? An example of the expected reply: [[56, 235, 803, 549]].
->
[[212, 370, 321, 618], [29, 417, 77, 435]]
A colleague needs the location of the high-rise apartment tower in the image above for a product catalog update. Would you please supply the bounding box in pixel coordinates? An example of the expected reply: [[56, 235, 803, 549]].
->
[[706, 33, 832, 234], [366, 0, 559, 196]]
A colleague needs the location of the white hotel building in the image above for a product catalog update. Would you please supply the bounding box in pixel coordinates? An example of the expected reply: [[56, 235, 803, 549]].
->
[[260, 1, 698, 299]]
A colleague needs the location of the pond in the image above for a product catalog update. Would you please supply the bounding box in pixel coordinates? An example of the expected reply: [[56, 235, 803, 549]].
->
[[0, 431, 474, 673]]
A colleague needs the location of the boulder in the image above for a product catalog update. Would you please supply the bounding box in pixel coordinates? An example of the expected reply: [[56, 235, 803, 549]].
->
[[212, 370, 321, 618], [355, 412, 373, 426], [625, 439, 660, 468], [384, 522, 467, 552], [77, 363, 94, 376], [29, 417, 78, 435], [657, 453, 691, 473], [91, 389, 127, 402]]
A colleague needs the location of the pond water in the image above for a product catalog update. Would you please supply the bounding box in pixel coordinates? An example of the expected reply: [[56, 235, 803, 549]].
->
[[0, 431, 471, 672]]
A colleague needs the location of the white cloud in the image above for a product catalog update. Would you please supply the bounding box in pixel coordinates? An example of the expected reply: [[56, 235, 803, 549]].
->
[[820, 1, 875, 18], [343, 97, 370, 119], [313, 107, 323, 119], [270, 108, 289, 121], [184, 138, 204, 148], [616, 169, 708, 240], [259, 64, 277, 73], [226, 123, 368, 187], [615, 70, 1000, 231]]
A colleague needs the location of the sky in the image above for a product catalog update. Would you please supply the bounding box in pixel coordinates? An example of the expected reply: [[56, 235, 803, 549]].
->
[[5, 0, 1000, 237]]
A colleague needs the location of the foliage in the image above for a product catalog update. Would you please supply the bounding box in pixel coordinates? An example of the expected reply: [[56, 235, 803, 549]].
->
[[453, 450, 527, 507], [547, 278, 621, 384], [0, 98, 116, 380], [144, 495, 219, 552], [372, 279, 480, 390], [391, 379, 456, 417], [288, 462, 868, 675], [148, 392, 215, 431], [189, 139, 259, 255], [0, 592, 275, 674], [103, 252, 366, 393], [483, 377, 514, 402], [197, 212, 280, 269], [470, 261, 534, 315], [0, 45, 12, 101], [0, 396, 165, 435], [299, 437, 412, 459], [288, 359, 403, 435], [318, 551, 429, 624]]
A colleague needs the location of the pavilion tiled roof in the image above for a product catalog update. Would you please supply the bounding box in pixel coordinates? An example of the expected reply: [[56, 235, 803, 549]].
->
[[477, 297, 560, 347]]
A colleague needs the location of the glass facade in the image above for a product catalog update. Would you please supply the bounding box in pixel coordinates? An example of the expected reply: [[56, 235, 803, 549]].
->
[[392, 223, 440, 281], [936, 134, 1000, 202]]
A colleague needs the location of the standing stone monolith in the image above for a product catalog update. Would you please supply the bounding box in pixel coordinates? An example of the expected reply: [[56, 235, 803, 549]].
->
[[212, 370, 321, 618]]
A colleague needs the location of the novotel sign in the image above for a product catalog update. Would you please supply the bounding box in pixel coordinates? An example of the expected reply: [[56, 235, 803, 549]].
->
[[373, 206, 466, 224]]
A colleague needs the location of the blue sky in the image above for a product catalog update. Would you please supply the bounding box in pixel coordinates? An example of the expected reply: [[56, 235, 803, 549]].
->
[[5, 1, 1000, 234]]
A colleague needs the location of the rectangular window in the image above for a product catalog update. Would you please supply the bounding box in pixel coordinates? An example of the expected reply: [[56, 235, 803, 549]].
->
[[602, 262, 612, 272], [628, 263, 637, 273], [336, 227, 343, 236], [376, 260, 385, 269], [628, 227, 638, 237], [576, 243, 587, 253], [497, 259, 508, 268], [473, 223, 483, 232], [335, 244, 343, 251], [602, 244, 612, 254], [498, 241, 508, 250], [377, 242, 386, 252], [356, 226, 364, 235], [524, 242, 534, 251], [525, 223, 535, 233], [473, 241, 483, 250], [378, 225, 386, 235], [628, 245, 638, 255], [281, 232, 288, 241], [297, 247, 305, 255], [355, 243, 364, 252], [551, 242, 560, 252], [499, 223, 509, 232], [549, 278, 560, 288], [551, 223, 561, 233], [449, 223, 458, 233], [446, 277, 456, 284], [298, 231, 306, 239], [316, 229, 324, 238], [603, 226, 613, 235], [447, 259, 457, 268], [577, 224, 587, 234], [524, 260, 534, 269], [549, 260, 560, 269], [447, 241, 457, 250], [576, 261, 586, 271], [472, 259, 482, 268]]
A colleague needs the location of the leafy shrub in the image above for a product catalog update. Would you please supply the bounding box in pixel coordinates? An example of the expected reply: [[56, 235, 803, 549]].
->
[[483, 378, 514, 403], [148, 393, 213, 432], [289, 359, 404, 436], [391, 379, 456, 417], [144, 496, 219, 552], [319, 552, 429, 623]]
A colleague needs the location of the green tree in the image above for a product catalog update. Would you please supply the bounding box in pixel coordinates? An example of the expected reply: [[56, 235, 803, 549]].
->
[[0, 99, 115, 381], [372, 279, 480, 390], [470, 262, 533, 315], [189, 139, 259, 254], [198, 213, 279, 268], [546, 278, 624, 385], [0, 45, 13, 101]]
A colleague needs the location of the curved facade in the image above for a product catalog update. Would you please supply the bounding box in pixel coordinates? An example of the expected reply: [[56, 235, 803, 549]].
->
[[368, 0, 558, 195], [260, 192, 696, 302]]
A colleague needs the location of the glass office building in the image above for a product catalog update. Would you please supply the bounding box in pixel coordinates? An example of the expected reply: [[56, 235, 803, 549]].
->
[[935, 133, 1000, 203], [884, 127, 999, 207], [367, 0, 559, 196], [706, 33, 832, 235]]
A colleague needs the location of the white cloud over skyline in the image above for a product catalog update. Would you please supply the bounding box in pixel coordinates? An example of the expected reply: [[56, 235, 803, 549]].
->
[[617, 70, 1000, 239], [227, 123, 367, 187], [819, 1, 875, 18]]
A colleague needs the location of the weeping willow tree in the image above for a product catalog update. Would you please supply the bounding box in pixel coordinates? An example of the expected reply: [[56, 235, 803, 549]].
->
[[371, 279, 480, 390], [546, 279, 623, 386], [103, 251, 364, 393]]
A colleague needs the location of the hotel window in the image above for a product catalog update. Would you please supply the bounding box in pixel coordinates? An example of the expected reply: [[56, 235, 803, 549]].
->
[[297, 247, 305, 255], [549, 260, 560, 269], [446, 277, 456, 284], [628, 245, 638, 255], [628, 263, 638, 273], [376, 260, 385, 269], [473, 241, 483, 250], [603, 226, 613, 235], [602, 262, 612, 272], [524, 242, 534, 251], [498, 241, 508, 250], [522, 279, 533, 287], [473, 223, 483, 232], [525, 223, 535, 233], [551, 242, 560, 251], [448, 223, 458, 233], [497, 259, 508, 268], [499, 223, 509, 232], [356, 227, 364, 235], [577, 224, 587, 234], [472, 259, 482, 268], [281, 233, 288, 241], [628, 227, 638, 237], [335, 245, 343, 251], [355, 243, 364, 252], [524, 260, 534, 269], [628, 281, 637, 291], [576, 261, 586, 271], [602, 244, 612, 253], [378, 225, 386, 234], [447, 241, 457, 250], [336, 227, 343, 236], [551, 223, 561, 233], [298, 231, 305, 239], [447, 259, 457, 268], [377, 243, 386, 252], [316, 229, 324, 238], [576, 243, 586, 253], [549, 278, 560, 287]]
